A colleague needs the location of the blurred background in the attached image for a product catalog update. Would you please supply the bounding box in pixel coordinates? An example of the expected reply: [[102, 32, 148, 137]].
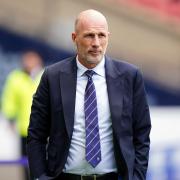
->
[[0, 0, 180, 179]]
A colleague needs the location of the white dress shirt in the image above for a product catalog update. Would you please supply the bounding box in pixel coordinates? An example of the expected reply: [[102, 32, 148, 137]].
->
[[64, 56, 117, 175]]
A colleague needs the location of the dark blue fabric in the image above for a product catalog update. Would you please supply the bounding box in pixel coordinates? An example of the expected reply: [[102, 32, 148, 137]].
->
[[27, 56, 151, 180]]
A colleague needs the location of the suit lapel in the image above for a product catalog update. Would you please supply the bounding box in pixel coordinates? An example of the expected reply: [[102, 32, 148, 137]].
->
[[105, 56, 124, 136], [59, 57, 77, 139]]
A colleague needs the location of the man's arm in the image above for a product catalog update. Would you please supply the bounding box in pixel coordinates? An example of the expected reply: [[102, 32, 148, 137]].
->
[[27, 69, 51, 179], [132, 69, 151, 180]]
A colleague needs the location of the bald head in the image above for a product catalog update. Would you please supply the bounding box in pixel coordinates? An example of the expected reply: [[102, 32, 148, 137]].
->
[[75, 9, 108, 33], [72, 9, 109, 69]]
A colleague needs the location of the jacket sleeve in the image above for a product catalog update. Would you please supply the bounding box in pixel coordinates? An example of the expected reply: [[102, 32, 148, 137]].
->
[[27, 68, 50, 178], [132, 69, 151, 180]]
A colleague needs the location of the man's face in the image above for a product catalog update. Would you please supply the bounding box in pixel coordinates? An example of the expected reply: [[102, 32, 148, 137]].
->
[[72, 18, 109, 68], [22, 52, 42, 74]]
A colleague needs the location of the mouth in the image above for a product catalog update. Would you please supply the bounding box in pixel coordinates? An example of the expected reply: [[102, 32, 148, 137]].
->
[[88, 50, 101, 56]]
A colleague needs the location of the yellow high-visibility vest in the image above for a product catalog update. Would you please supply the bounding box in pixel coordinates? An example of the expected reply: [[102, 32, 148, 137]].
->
[[1, 70, 42, 137]]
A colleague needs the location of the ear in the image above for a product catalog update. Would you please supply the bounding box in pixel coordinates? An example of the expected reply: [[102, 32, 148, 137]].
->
[[72, 32, 76, 42]]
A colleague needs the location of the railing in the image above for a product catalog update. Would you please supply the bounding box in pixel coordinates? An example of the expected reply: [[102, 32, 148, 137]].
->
[[0, 157, 28, 166]]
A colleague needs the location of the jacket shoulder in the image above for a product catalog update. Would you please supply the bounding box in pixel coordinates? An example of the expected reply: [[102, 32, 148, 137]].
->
[[44, 56, 75, 76], [106, 57, 140, 78], [111, 58, 138, 72], [5, 70, 27, 85]]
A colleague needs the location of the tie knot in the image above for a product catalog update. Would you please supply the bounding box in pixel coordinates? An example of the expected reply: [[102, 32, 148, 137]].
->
[[85, 70, 95, 79]]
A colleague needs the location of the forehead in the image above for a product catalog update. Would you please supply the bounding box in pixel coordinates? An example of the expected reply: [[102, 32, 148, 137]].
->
[[22, 53, 41, 64], [76, 16, 108, 33]]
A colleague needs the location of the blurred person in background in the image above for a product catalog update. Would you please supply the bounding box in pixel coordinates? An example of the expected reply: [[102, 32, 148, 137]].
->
[[27, 9, 151, 180], [1, 50, 44, 180]]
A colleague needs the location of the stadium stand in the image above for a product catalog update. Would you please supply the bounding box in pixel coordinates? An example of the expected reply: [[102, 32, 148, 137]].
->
[[0, 27, 180, 106]]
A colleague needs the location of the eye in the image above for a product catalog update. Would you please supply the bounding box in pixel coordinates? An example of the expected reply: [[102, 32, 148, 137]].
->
[[84, 33, 95, 38], [98, 33, 106, 38]]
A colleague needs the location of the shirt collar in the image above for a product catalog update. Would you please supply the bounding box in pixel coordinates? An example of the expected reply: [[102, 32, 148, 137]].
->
[[76, 56, 105, 77]]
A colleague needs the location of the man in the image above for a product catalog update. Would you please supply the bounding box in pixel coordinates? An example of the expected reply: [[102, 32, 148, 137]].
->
[[27, 9, 151, 180], [1, 51, 43, 180]]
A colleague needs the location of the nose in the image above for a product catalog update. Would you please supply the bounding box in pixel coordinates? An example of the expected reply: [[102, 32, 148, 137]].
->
[[92, 35, 100, 48]]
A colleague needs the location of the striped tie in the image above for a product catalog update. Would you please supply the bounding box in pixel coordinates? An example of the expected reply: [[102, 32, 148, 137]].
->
[[84, 70, 101, 167]]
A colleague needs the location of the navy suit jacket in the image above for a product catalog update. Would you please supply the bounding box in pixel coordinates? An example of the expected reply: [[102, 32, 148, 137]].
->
[[27, 56, 151, 180]]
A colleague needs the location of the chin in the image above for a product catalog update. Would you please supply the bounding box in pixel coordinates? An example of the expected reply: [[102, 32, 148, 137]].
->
[[86, 56, 102, 64]]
